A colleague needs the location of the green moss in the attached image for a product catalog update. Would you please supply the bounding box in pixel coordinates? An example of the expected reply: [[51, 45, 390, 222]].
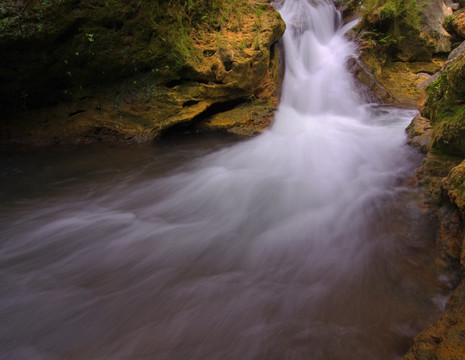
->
[[356, 0, 430, 61], [443, 160, 465, 219], [0, 0, 258, 113], [431, 106, 465, 155], [423, 53, 465, 157], [0, 0, 286, 142]]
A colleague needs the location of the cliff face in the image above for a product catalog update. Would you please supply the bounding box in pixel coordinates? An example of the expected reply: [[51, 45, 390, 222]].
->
[[0, 0, 285, 144]]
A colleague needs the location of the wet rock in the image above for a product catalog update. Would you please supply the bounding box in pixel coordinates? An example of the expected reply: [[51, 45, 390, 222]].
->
[[352, 49, 441, 106], [452, 11, 465, 38], [347, 56, 395, 103], [403, 283, 465, 360], [0, 0, 286, 144], [448, 39, 465, 62], [418, 40, 465, 89], [194, 100, 276, 136], [421, 52, 465, 157], [418, 0, 453, 53], [406, 115, 433, 153], [443, 160, 465, 220], [349, 0, 447, 105], [403, 153, 465, 360]]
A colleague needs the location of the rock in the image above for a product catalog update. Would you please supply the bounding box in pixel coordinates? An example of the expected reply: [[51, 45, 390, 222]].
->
[[194, 100, 276, 136], [353, 48, 440, 106], [403, 282, 465, 360], [418, 40, 465, 89], [418, 71, 442, 90], [418, 0, 452, 53], [452, 11, 465, 38], [443, 160, 465, 219], [347, 56, 395, 103], [421, 51, 465, 157], [333, 0, 362, 19], [0, 0, 286, 143], [406, 115, 433, 153], [349, 0, 447, 105], [403, 152, 465, 360], [351, 0, 435, 62], [448, 39, 465, 63]]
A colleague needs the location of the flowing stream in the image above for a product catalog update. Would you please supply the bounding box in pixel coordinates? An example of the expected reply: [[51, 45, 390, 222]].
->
[[0, 1, 450, 359]]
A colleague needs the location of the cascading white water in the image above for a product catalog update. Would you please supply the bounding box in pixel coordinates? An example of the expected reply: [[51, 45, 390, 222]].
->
[[0, 1, 447, 359]]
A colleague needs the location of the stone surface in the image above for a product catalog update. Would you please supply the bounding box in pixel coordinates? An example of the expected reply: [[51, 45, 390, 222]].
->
[[452, 11, 465, 38], [402, 150, 465, 360], [0, 0, 286, 144], [418, 0, 452, 53], [422, 52, 465, 157], [353, 48, 442, 106], [444, 160, 465, 220], [349, 0, 445, 105], [194, 100, 276, 136], [403, 283, 465, 360], [406, 115, 433, 153], [347, 56, 395, 103], [418, 40, 465, 89]]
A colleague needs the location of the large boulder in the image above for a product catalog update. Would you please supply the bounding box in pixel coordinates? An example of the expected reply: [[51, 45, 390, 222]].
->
[[0, 0, 286, 143], [356, 0, 434, 62], [348, 0, 447, 105], [418, 0, 453, 53]]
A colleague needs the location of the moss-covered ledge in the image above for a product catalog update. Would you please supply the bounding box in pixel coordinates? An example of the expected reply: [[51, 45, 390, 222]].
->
[[0, 0, 285, 144]]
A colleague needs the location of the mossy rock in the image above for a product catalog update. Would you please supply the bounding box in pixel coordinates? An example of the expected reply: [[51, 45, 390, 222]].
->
[[443, 160, 465, 219], [423, 53, 465, 157], [0, 0, 189, 110], [403, 282, 465, 360], [431, 106, 465, 157], [0, 0, 286, 143], [406, 115, 433, 153], [354, 0, 433, 62]]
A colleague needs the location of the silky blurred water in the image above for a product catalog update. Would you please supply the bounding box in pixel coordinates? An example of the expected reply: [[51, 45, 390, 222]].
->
[[0, 0, 450, 359]]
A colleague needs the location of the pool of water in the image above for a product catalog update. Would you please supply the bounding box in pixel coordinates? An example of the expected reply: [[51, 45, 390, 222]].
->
[[0, 132, 449, 360]]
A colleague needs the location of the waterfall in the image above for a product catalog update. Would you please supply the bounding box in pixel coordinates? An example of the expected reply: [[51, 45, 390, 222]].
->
[[0, 1, 444, 359], [137, 0, 416, 269]]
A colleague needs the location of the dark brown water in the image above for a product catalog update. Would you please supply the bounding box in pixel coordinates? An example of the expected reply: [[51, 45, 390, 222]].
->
[[0, 132, 450, 360]]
